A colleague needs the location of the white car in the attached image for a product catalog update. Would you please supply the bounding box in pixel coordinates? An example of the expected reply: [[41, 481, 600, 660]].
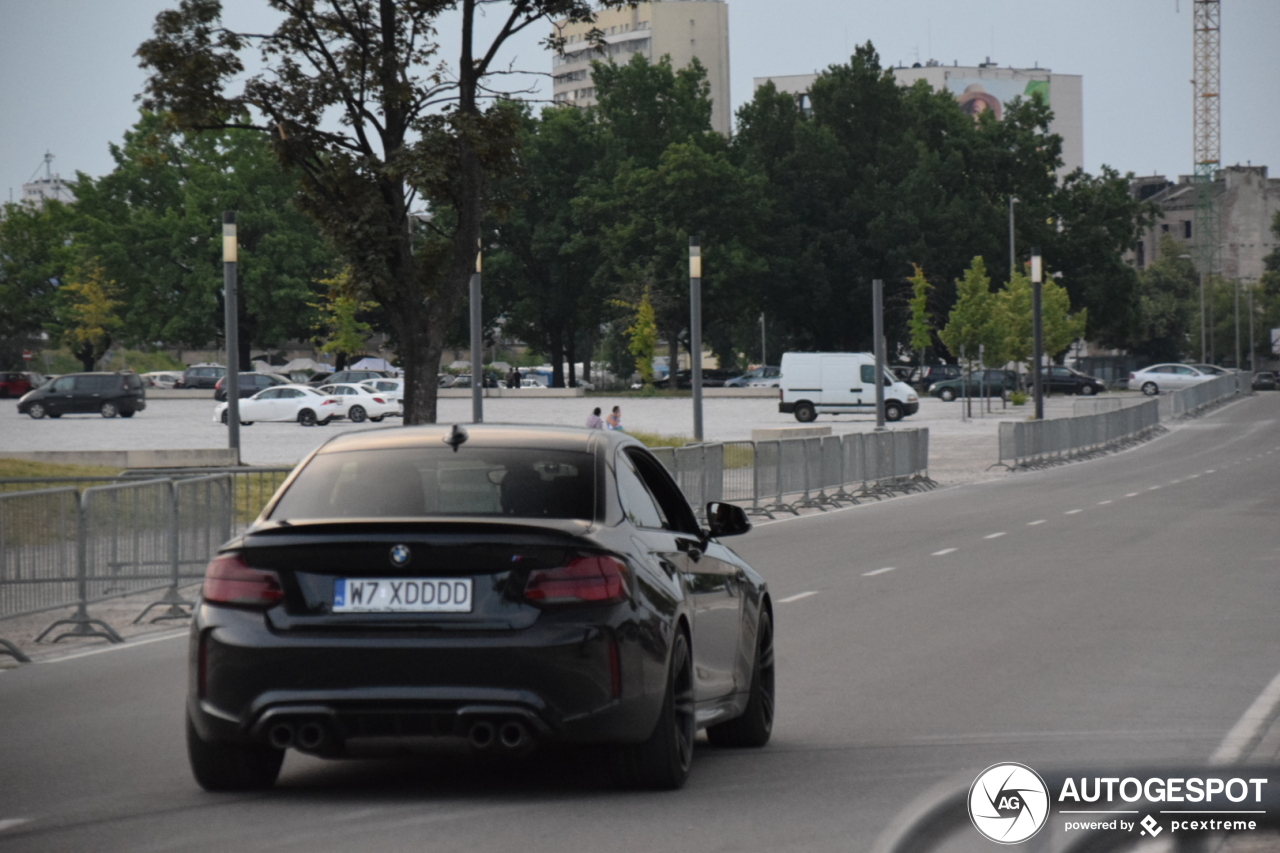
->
[[213, 384, 345, 426], [359, 379, 404, 414], [144, 371, 182, 389], [317, 383, 399, 423], [1129, 363, 1216, 396]]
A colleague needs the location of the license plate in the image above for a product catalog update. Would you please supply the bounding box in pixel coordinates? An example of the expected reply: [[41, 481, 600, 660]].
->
[[333, 577, 473, 613]]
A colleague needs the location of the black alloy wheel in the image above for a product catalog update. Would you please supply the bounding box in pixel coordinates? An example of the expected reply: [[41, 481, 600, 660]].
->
[[884, 401, 904, 422], [793, 402, 817, 423], [348, 405, 367, 423], [298, 409, 317, 427], [707, 609, 775, 748], [614, 630, 695, 790], [186, 715, 283, 791], [101, 402, 119, 418], [28, 403, 46, 419]]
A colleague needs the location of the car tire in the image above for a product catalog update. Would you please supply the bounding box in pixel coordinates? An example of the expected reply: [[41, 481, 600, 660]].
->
[[220, 410, 229, 424], [1078, 384, 1096, 396], [370, 415, 385, 422], [614, 629, 694, 790], [28, 403, 46, 420], [120, 411, 135, 418], [48, 413, 61, 419], [938, 388, 956, 402], [793, 402, 817, 423], [884, 401, 904, 422], [298, 409, 317, 427], [101, 402, 119, 418], [707, 609, 774, 748], [1141, 382, 1159, 396], [348, 405, 367, 423], [186, 715, 283, 792], [318, 417, 332, 426]]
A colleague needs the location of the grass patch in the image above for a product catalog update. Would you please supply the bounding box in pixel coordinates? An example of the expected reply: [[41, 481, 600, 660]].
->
[[0, 459, 122, 480], [628, 431, 691, 449]]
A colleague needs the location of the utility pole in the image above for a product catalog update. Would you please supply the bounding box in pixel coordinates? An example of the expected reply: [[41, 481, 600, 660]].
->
[[1031, 247, 1044, 421], [1234, 278, 1241, 371], [470, 243, 483, 423], [222, 212, 241, 462], [1248, 280, 1256, 371], [873, 279, 886, 430], [690, 237, 703, 442], [1008, 196, 1019, 276], [760, 312, 767, 368]]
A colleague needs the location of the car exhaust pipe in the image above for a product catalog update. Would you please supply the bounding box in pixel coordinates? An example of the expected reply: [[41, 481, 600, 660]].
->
[[296, 721, 326, 751], [268, 722, 296, 749], [468, 720, 495, 750], [498, 721, 528, 751]]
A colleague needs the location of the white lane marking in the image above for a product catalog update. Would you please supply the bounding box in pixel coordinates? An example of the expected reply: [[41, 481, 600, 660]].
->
[[1211, 667, 1280, 764], [778, 591, 818, 603], [1147, 486, 1161, 491], [1125, 493, 1140, 497], [1206, 469, 1216, 474], [0, 819, 30, 832], [1098, 500, 1113, 505], [932, 548, 957, 556], [983, 532, 1006, 539], [1064, 509, 1083, 515], [1027, 520, 1046, 526], [44, 630, 187, 664], [862, 567, 896, 577], [1170, 479, 1182, 484]]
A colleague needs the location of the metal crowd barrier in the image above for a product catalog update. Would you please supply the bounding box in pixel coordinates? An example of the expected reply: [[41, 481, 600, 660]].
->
[[997, 399, 1161, 469], [0, 476, 235, 661], [1158, 372, 1250, 419]]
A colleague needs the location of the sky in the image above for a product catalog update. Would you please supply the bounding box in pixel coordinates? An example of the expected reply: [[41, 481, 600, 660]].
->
[[2, 0, 1278, 198]]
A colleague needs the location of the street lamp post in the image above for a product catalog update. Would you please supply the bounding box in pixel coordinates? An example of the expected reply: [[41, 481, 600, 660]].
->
[[470, 243, 483, 423], [1248, 280, 1256, 372], [1031, 247, 1044, 421], [1234, 278, 1241, 371], [690, 237, 703, 442], [1008, 196, 1019, 276], [222, 211, 241, 462], [873, 279, 886, 430]]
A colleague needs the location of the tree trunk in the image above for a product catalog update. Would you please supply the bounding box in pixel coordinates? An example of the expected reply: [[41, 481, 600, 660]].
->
[[75, 342, 96, 372], [567, 332, 576, 388], [549, 327, 565, 388]]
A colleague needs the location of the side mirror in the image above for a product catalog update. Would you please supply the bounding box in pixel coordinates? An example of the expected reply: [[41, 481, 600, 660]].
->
[[705, 501, 752, 538]]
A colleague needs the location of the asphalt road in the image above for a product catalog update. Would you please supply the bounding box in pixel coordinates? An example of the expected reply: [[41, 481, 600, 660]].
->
[[2, 394, 1278, 852]]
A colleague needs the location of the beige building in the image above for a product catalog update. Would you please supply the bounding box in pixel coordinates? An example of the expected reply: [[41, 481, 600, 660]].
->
[[756, 61, 1084, 178], [551, 0, 731, 136], [1130, 165, 1280, 281]]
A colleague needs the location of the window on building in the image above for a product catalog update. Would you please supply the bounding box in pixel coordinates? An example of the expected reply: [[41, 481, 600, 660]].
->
[[1161, 223, 1169, 232], [1184, 221, 1193, 239], [1136, 241, 1145, 269]]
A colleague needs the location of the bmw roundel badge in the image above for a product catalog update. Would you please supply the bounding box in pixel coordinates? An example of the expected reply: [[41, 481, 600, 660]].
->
[[389, 544, 411, 567]]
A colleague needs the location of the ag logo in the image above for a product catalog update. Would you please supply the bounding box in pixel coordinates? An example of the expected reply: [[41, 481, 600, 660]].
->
[[968, 762, 1050, 844], [389, 544, 411, 567]]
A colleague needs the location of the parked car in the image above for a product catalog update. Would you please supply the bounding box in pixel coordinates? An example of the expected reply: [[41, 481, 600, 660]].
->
[[778, 352, 919, 422], [214, 372, 289, 401], [316, 383, 399, 423], [725, 366, 781, 388], [653, 369, 739, 390], [0, 371, 45, 398], [309, 369, 388, 388], [143, 371, 182, 389], [1128, 363, 1216, 396], [177, 364, 226, 390], [184, 424, 773, 791], [359, 379, 404, 412], [912, 364, 963, 392], [1037, 366, 1107, 396], [17, 371, 147, 419], [929, 369, 1018, 402], [1189, 363, 1235, 375], [1252, 371, 1277, 391], [213, 384, 345, 426]]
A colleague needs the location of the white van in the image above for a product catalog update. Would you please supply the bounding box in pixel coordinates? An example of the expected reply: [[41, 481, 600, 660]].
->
[[778, 352, 919, 423]]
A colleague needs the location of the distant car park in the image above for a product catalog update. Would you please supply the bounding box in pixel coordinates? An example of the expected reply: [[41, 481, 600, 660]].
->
[[725, 366, 781, 388], [177, 364, 225, 389], [929, 369, 1018, 402], [214, 384, 345, 426], [1038, 366, 1107, 396], [18, 371, 146, 419], [214, 372, 288, 401], [0, 371, 45, 398], [143, 371, 182, 389], [1129, 363, 1216, 396], [1252, 371, 1277, 391]]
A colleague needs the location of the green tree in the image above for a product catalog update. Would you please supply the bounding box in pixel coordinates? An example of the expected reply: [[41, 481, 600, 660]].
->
[[312, 269, 377, 371], [1132, 235, 1198, 363], [939, 257, 998, 366], [137, 0, 629, 423], [0, 199, 77, 366], [907, 264, 933, 369], [49, 258, 124, 371], [627, 290, 659, 386]]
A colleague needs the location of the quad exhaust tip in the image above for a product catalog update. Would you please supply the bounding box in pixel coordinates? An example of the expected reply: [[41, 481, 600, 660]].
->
[[296, 722, 326, 751], [268, 722, 295, 749], [499, 721, 528, 750], [468, 720, 495, 750]]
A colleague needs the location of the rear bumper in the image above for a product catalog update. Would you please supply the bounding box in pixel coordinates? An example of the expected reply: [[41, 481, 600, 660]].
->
[[188, 603, 664, 750]]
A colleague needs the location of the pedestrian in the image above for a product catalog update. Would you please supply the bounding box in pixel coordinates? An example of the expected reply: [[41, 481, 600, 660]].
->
[[585, 407, 604, 429], [605, 405, 623, 431], [506, 367, 519, 389]]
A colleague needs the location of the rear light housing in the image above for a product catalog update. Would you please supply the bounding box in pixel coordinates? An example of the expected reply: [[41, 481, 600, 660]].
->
[[321, 398, 338, 406], [524, 555, 629, 605], [373, 397, 385, 404], [215, 377, 224, 390], [202, 553, 284, 608]]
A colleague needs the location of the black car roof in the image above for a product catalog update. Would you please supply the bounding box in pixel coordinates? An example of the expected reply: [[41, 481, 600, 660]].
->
[[312, 423, 632, 456]]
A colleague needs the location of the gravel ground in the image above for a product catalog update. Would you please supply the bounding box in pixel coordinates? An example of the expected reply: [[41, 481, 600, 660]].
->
[[0, 393, 1127, 485]]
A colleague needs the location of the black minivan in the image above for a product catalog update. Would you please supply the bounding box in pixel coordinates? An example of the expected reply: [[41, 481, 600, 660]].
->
[[17, 372, 147, 419]]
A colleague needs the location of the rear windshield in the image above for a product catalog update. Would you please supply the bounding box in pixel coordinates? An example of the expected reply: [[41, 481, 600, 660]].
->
[[270, 447, 596, 521]]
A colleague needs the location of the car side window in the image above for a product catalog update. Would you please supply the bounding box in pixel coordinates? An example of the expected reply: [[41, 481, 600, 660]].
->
[[257, 389, 280, 400], [53, 377, 75, 392], [860, 365, 875, 384], [615, 451, 666, 529], [1174, 366, 1195, 375], [285, 389, 306, 398]]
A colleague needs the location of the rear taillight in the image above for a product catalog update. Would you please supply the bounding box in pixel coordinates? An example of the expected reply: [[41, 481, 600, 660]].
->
[[322, 398, 338, 406], [373, 397, 385, 404], [1130, 373, 1136, 380], [202, 553, 283, 608], [524, 555, 629, 605], [215, 377, 224, 390]]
